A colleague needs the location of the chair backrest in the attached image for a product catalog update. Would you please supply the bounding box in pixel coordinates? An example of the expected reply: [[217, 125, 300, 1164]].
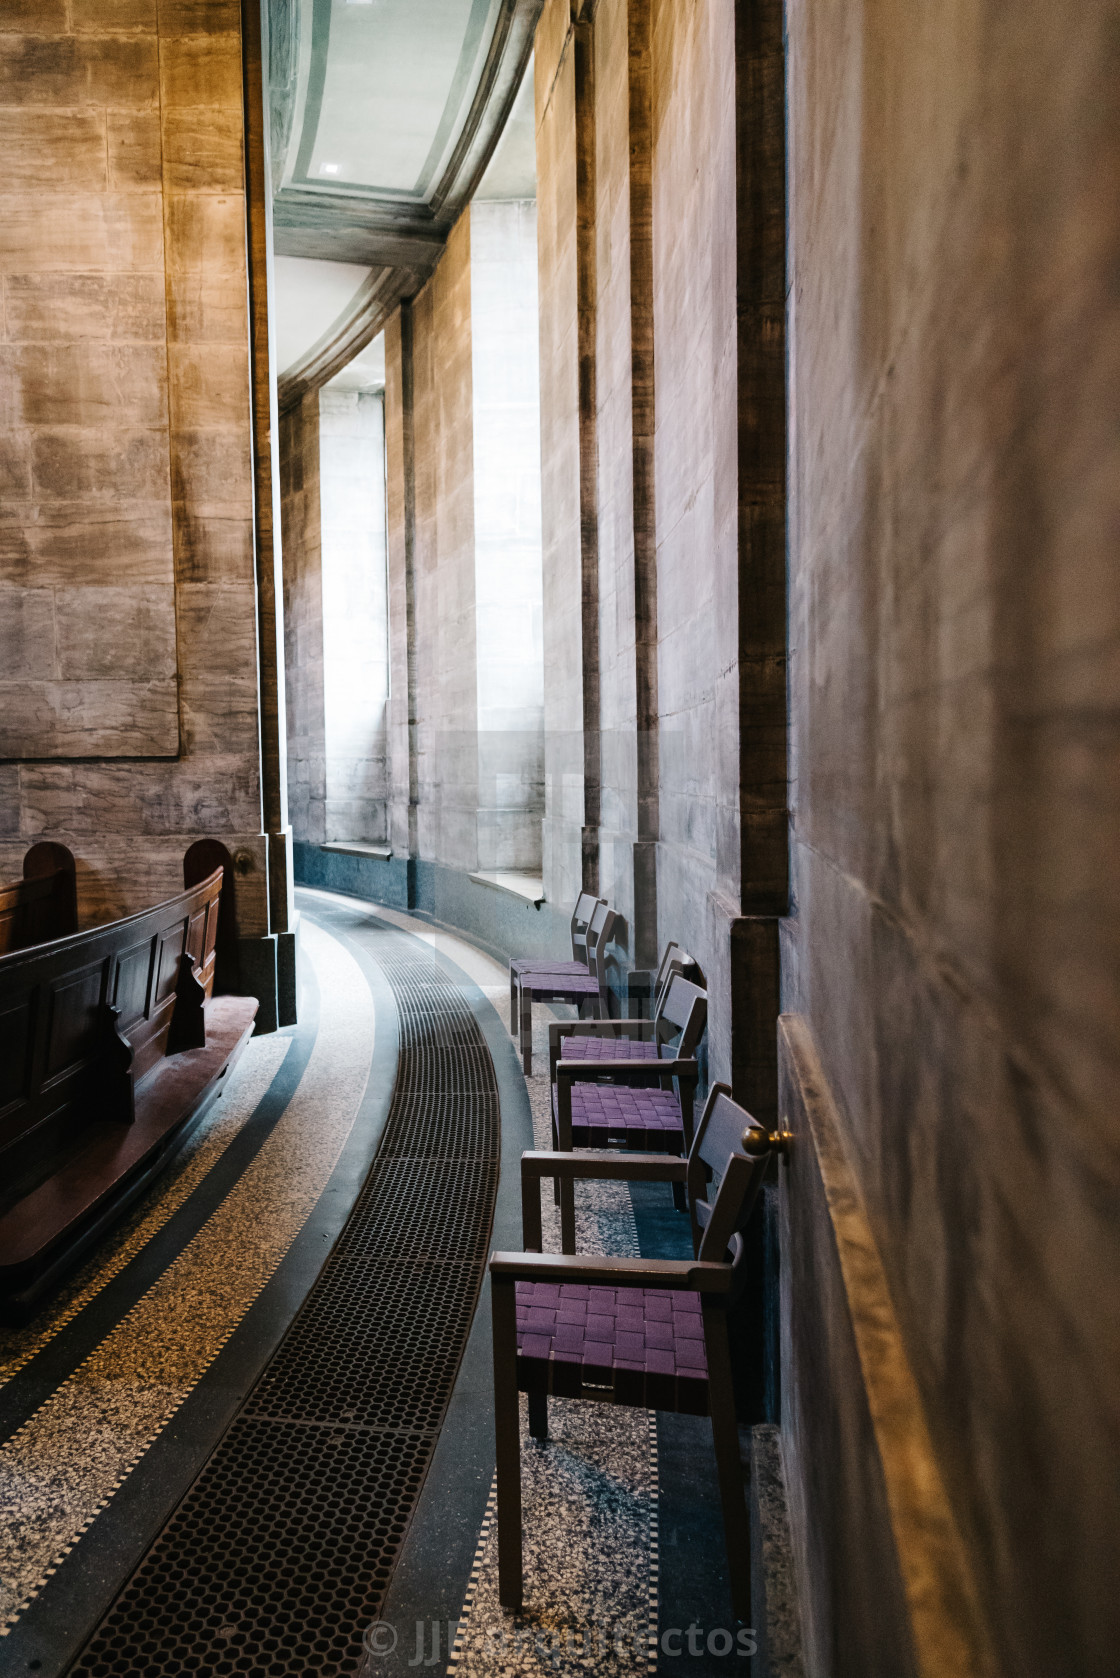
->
[[654, 974, 707, 1058], [685, 1084, 772, 1290], [653, 942, 707, 1013], [587, 901, 618, 999], [570, 892, 603, 964], [651, 940, 681, 1003]]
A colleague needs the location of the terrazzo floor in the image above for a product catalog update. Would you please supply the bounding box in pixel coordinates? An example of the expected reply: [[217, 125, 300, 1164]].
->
[[447, 1010, 659, 1678]]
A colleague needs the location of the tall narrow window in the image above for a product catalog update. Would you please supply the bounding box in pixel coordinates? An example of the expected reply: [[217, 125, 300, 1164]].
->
[[318, 346, 391, 845], [469, 198, 546, 875]]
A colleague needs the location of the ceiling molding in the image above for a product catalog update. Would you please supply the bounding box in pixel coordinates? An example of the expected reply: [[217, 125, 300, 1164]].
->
[[277, 265, 421, 413], [270, 0, 542, 274]]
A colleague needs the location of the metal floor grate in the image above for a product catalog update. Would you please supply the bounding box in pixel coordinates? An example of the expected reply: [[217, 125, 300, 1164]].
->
[[70, 923, 501, 1678]]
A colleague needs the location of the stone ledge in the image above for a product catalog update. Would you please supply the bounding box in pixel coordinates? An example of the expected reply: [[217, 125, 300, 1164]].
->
[[468, 870, 545, 906], [320, 842, 393, 860]]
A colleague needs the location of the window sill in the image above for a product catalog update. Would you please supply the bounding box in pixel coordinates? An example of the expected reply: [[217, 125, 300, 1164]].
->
[[320, 842, 393, 860], [469, 870, 545, 907]]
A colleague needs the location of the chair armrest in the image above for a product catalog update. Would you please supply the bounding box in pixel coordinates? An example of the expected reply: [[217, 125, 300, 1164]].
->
[[555, 1056, 698, 1081], [548, 1020, 655, 1043], [489, 1249, 732, 1292], [520, 1147, 688, 1255], [521, 1150, 689, 1249], [521, 1148, 687, 1183]]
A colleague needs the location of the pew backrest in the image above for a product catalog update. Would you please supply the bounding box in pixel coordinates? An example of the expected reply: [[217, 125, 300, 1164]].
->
[[0, 867, 224, 1198], [0, 844, 78, 957]]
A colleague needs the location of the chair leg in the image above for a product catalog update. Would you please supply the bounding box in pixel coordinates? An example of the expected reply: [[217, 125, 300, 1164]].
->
[[519, 983, 533, 1076], [528, 1391, 548, 1440], [704, 1303, 751, 1622], [551, 1116, 561, 1205], [672, 1177, 688, 1213], [559, 1175, 576, 1254], [510, 971, 518, 1036], [492, 1275, 524, 1610]]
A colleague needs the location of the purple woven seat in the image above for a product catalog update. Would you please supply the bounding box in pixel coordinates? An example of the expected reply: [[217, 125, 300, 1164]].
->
[[515, 1280, 708, 1414], [510, 957, 587, 976], [551, 1080, 686, 1146], [559, 1035, 659, 1062], [524, 971, 600, 998]]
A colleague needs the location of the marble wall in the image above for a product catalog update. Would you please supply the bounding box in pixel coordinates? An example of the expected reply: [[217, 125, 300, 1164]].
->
[[0, 0, 271, 944], [781, 1, 1120, 1672], [532, 0, 764, 1061], [410, 211, 480, 872], [590, 0, 646, 968], [383, 305, 415, 863], [280, 389, 325, 845], [646, 0, 745, 1085]]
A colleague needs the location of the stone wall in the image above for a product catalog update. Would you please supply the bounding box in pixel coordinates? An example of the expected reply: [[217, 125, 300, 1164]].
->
[[591, 0, 646, 968], [781, 1, 1120, 1673], [535, 0, 590, 916], [532, 0, 768, 1059], [647, 0, 744, 1081], [410, 211, 479, 872], [0, 0, 272, 948], [280, 390, 324, 845]]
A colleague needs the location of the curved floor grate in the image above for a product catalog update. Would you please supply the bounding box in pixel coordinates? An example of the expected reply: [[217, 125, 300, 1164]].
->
[[69, 924, 500, 1678]]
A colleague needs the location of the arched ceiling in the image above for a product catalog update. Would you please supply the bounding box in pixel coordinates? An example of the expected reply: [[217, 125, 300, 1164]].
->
[[268, 0, 541, 407]]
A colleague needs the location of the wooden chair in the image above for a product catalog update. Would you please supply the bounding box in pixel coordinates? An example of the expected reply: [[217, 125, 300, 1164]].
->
[[547, 945, 703, 1079], [549, 975, 707, 1245], [489, 1084, 779, 1617], [513, 901, 618, 1075], [619, 937, 693, 1020], [508, 892, 605, 1037], [510, 891, 602, 977]]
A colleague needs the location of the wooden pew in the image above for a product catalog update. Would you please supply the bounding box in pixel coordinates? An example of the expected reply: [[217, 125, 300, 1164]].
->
[[0, 842, 78, 956], [0, 866, 258, 1320]]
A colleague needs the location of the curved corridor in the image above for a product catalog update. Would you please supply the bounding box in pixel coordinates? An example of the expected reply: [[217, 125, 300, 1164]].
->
[[0, 899, 504, 1675], [0, 893, 747, 1677]]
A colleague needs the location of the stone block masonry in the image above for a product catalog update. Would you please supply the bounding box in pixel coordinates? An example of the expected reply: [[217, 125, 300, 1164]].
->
[[0, 0, 292, 1029]]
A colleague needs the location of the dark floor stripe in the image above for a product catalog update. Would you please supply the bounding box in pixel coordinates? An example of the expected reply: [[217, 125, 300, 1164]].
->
[[65, 911, 502, 1678]]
